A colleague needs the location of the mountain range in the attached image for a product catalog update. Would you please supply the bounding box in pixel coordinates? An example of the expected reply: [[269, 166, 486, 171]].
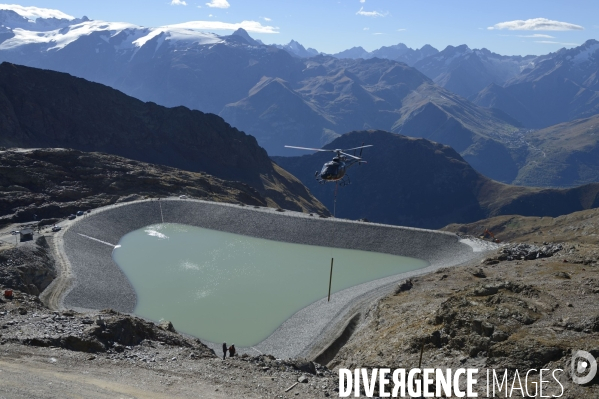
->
[[473, 40, 599, 128], [1, 6, 599, 188], [0, 8, 518, 184], [332, 43, 439, 66], [332, 38, 599, 131]]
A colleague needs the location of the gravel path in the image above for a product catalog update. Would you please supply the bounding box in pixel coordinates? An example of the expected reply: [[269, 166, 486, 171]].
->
[[49, 199, 485, 359]]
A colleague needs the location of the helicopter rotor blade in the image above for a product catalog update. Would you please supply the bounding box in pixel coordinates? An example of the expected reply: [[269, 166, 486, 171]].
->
[[342, 145, 373, 152], [340, 151, 362, 160], [284, 145, 334, 152]]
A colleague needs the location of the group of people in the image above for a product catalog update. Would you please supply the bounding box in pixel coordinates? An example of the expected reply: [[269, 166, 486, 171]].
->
[[222, 342, 236, 359]]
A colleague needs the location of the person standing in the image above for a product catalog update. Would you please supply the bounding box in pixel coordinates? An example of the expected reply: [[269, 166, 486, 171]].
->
[[228, 344, 236, 358], [222, 342, 227, 360]]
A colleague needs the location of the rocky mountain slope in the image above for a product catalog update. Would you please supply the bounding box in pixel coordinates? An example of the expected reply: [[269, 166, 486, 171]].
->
[[273, 130, 599, 228], [443, 207, 599, 245], [413, 45, 537, 100], [510, 114, 599, 187], [0, 148, 273, 226], [473, 40, 599, 128], [0, 63, 327, 215]]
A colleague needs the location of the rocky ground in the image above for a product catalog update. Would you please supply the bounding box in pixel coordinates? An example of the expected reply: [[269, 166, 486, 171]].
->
[[325, 216, 599, 397], [0, 236, 56, 296], [0, 148, 328, 227], [0, 292, 337, 398], [1, 211, 599, 397], [0, 298, 337, 398], [328, 250, 599, 397]]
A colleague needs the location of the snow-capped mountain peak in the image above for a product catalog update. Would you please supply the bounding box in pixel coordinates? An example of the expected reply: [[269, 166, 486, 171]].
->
[[0, 4, 75, 21], [273, 39, 318, 58], [569, 39, 599, 64], [0, 6, 89, 33], [0, 20, 142, 51]]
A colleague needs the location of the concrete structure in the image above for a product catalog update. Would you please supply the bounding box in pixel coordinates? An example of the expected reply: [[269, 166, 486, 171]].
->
[[19, 228, 33, 242], [51, 199, 488, 359]]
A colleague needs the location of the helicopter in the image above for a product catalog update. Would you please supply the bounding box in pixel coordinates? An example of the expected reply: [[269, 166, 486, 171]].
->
[[284, 144, 372, 186]]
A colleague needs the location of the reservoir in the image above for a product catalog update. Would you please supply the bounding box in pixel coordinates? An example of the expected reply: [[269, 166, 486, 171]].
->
[[112, 223, 428, 346]]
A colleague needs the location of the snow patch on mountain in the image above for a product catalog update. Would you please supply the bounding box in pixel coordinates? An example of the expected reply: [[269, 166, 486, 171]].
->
[[0, 20, 139, 51], [133, 28, 222, 48], [571, 42, 599, 65], [0, 16, 224, 52], [274, 39, 318, 57], [0, 4, 74, 21]]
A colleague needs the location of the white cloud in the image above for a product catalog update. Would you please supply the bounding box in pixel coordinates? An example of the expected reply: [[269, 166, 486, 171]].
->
[[397, 28, 407, 32], [263, 17, 271, 21], [373, 32, 384, 35], [206, 0, 230, 8], [165, 20, 278, 33], [356, 7, 387, 17], [535, 40, 579, 46], [488, 18, 583, 31], [363, 27, 369, 31], [171, 0, 187, 5], [0, 4, 74, 20], [517, 34, 555, 38], [360, 0, 366, 3]]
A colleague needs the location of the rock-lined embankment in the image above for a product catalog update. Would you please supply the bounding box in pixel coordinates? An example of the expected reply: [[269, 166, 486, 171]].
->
[[55, 199, 483, 360]]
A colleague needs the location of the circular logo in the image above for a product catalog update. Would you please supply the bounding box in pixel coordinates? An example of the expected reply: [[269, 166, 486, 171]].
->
[[572, 350, 597, 385]]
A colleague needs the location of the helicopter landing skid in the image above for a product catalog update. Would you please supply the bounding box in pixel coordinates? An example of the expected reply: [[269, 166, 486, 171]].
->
[[337, 175, 351, 187]]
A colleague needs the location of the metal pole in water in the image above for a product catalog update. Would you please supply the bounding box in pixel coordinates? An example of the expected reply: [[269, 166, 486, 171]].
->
[[328, 257, 334, 302]]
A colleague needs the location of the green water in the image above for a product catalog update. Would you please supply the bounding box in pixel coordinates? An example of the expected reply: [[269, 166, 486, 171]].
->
[[112, 223, 428, 346]]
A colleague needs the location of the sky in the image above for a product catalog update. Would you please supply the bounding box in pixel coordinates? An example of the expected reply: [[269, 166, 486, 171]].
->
[[3, 1, 598, 56]]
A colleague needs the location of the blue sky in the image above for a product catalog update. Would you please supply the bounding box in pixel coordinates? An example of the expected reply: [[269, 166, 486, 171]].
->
[[5, 1, 598, 55]]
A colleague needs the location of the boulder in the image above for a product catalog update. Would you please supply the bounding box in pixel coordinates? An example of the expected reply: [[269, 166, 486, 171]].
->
[[159, 320, 176, 333], [287, 359, 316, 374], [394, 279, 413, 294]]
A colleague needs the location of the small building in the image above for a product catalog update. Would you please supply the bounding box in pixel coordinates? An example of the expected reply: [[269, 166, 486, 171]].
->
[[19, 228, 33, 242]]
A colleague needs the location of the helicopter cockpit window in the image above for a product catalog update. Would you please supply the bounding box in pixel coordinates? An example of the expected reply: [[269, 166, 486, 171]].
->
[[322, 162, 339, 176]]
